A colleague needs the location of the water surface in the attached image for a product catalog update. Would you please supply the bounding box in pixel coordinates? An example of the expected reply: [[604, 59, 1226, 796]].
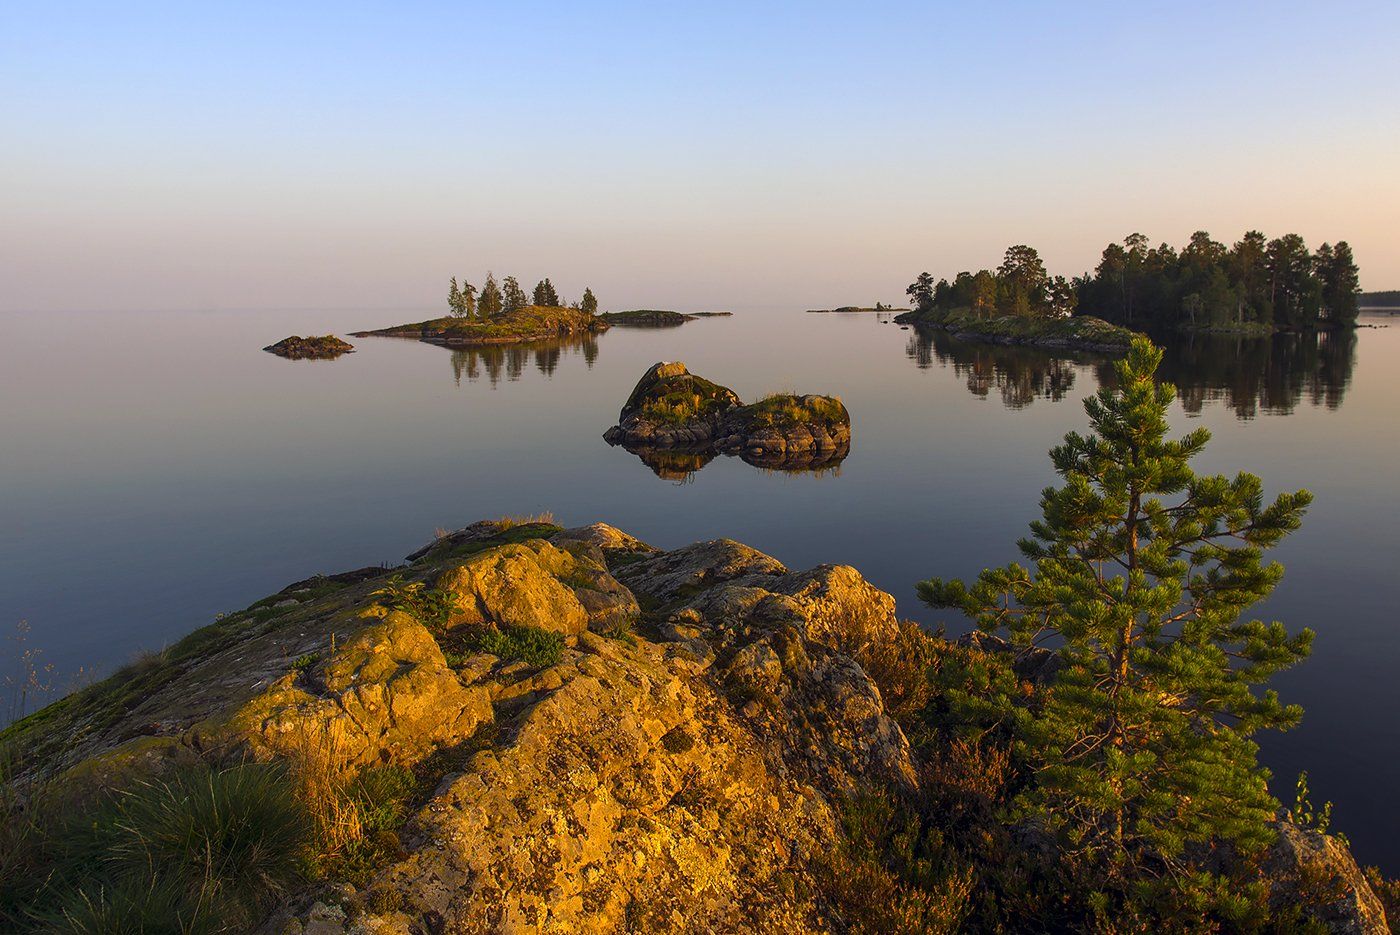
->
[[2, 308, 1396, 868]]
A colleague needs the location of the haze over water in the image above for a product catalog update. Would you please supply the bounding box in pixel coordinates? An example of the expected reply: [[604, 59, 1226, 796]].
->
[[2, 307, 1397, 868]]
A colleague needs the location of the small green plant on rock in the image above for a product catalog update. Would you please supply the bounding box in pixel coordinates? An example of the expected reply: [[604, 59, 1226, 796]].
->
[[471, 624, 564, 668], [370, 576, 453, 631], [1289, 771, 1342, 843]]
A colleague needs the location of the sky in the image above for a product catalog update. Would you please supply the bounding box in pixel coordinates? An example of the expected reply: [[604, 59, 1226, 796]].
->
[[3, 1, 1398, 313]]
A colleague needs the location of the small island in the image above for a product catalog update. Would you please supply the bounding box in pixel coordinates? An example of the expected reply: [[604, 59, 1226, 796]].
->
[[603, 361, 851, 473], [262, 335, 355, 359], [598, 310, 734, 328], [806, 304, 897, 314], [354, 272, 609, 347], [599, 309, 696, 327]]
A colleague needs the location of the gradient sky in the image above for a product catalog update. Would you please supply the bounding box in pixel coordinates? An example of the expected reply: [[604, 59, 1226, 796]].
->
[[3, 1, 1398, 312]]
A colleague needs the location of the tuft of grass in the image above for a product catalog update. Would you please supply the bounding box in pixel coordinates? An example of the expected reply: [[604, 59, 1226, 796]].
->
[[4, 760, 312, 932], [496, 511, 556, 530], [470, 624, 564, 668], [106, 764, 312, 914], [746, 392, 848, 428], [351, 765, 417, 835]]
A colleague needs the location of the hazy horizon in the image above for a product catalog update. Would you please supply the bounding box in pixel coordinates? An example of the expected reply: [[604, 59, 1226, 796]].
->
[[4, 1, 1398, 313]]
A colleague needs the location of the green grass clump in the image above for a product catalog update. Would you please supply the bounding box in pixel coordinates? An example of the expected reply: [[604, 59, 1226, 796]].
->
[[638, 389, 730, 424], [470, 624, 564, 668], [745, 393, 848, 428], [351, 764, 417, 834], [4, 762, 312, 932], [290, 652, 319, 672]]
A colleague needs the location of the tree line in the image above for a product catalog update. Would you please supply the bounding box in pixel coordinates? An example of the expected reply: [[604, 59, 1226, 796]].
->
[[446, 273, 598, 319], [908, 231, 1361, 331]]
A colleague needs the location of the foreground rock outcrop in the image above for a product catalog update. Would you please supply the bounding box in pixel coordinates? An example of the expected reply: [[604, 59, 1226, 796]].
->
[[3, 521, 1387, 934], [264, 335, 355, 359], [603, 362, 852, 475]]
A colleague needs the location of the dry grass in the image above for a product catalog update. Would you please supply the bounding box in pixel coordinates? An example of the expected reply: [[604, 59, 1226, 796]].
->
[[288, 719, 363, 856], [747, 392, 847, 428], [829, 615, 939, 724], [496, 511, 556, 530]]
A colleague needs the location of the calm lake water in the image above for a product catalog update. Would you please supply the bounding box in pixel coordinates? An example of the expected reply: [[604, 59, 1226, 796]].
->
[[2, 308, 1397, 868]]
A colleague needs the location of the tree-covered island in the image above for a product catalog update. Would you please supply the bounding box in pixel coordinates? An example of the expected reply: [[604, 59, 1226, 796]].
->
[[902, 232, 1362, 345], [352, 273, 606, 347]]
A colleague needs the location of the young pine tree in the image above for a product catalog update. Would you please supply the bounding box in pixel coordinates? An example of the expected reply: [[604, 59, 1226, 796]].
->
[[458, 280, 478, 319], [478, 273, 503, 319], [580, 287, 598, 316], [448, 277, 463, 317], [501, 276, 528, 313], [920, 338, 1313, 873], [532, 278, 560, 307]]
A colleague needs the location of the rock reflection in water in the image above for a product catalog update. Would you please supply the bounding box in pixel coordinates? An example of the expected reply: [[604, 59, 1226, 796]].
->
[[616, 438, 850, 483]]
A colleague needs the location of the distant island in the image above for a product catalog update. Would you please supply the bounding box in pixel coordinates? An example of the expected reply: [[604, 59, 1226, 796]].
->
[[599, 310, 735, 328], [604, 361, 851, 474], [806, 304, 897, 313], [901, 233, 1362, 343], [354, 272, 608, 346], [262, 334, 355, 359], [1360, 290, 1400, 308], [600, 309, 695, 327]]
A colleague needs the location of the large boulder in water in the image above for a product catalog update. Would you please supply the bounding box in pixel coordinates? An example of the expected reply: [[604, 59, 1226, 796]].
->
[[604, 362, 852, 475]]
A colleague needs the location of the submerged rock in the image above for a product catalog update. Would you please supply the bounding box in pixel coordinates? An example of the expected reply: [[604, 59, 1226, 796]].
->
[[263, 335, 355, 359], [603, 362, 852, 476]]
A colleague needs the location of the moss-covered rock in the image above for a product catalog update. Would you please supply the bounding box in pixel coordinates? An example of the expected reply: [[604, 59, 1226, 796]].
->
[[603, 362, 852, 476]]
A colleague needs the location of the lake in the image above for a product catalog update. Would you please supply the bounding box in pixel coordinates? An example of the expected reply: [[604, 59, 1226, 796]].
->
[[2, 307, 1396, 869]]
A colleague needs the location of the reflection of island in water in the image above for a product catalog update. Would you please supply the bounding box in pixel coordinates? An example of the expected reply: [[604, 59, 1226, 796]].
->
[[907, 324, 1357, 419], [1101, 330, 1357, 420], [905, 327, 1086, 408], [614, 439, 848, 483], [448, 335, 599, 387]]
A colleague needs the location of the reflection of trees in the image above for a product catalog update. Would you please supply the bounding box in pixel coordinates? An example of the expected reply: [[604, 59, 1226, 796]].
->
[[1096, 330, 1357, 419], [904, 327, 1082, 409], [905, 324, 1357, 419], [448, 335, 599, 388]]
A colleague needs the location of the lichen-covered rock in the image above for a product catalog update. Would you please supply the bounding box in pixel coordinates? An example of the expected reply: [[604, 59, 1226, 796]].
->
[[436, 541, 592, 636], [1267, 821, 1390, 934], [213, 609, 494, 768]]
